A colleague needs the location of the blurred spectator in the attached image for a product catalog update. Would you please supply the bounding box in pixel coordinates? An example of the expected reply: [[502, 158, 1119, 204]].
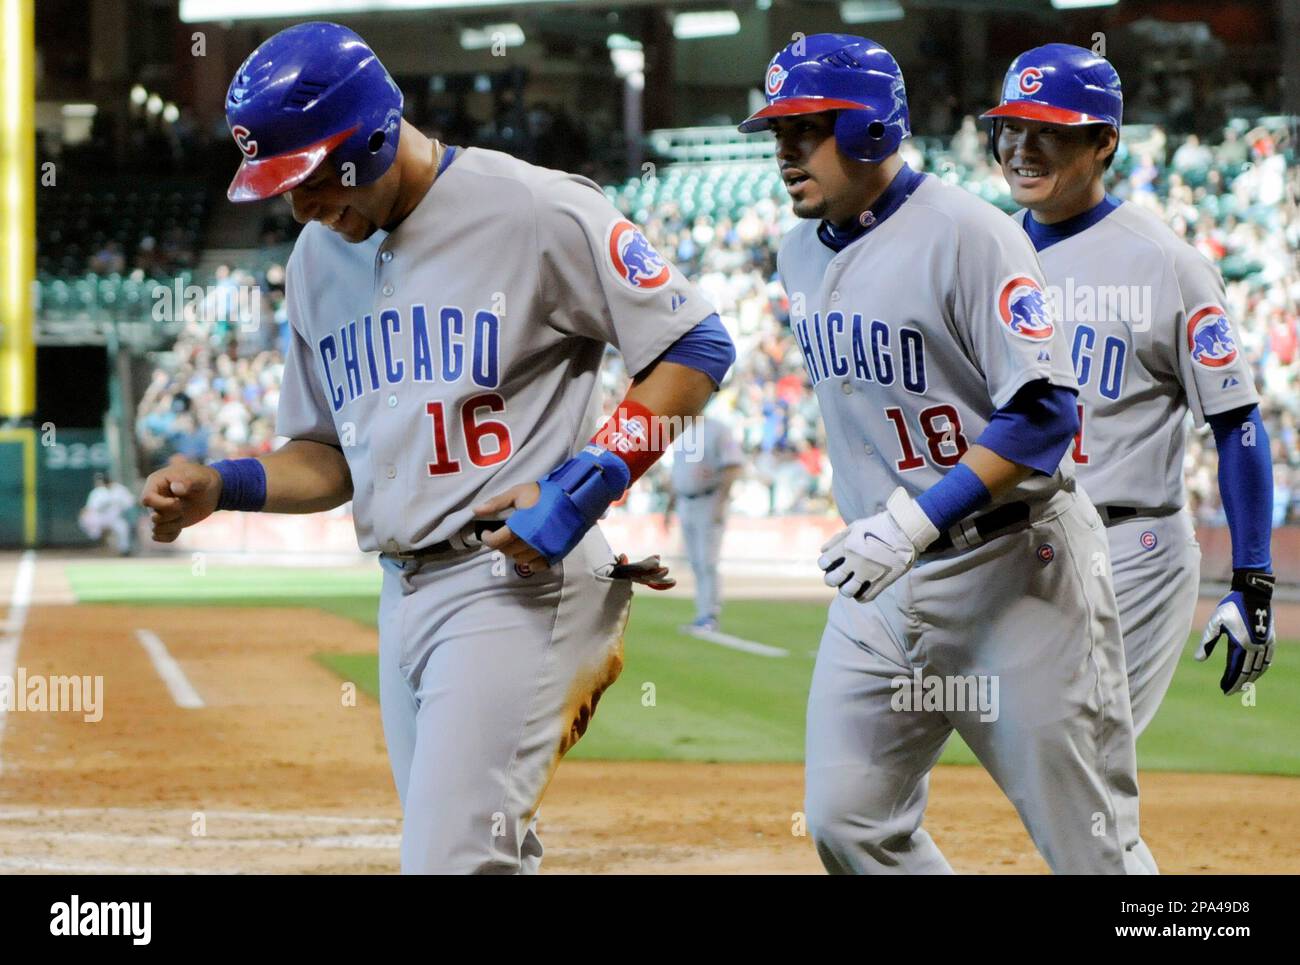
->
[[89, 240, 126, 274]]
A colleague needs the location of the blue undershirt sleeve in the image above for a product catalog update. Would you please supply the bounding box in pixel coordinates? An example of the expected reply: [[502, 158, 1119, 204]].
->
[[648, 313, 736, 386], [974, 379, 1079, 476], [1208, 404, 1273, 571]]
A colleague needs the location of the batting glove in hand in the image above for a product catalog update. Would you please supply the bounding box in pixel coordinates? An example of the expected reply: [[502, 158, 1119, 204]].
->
[[1196, 569, 1275, 695], [605, 554, 676, 590], [819, 488, 939, 603]]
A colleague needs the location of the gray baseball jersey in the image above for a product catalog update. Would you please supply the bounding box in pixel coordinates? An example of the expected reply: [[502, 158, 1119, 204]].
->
[[777, 174, 1078, 523], [276, 146, 710, 553], [1016, 200, 1259, 511], [1016, 198, 1255, 738], [783, 170, 1149, 874]]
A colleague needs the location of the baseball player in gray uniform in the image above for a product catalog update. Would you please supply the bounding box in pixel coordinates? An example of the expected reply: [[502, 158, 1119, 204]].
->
[[983, 45, 1275, 735], [743, 34, 1149, 874], [140, 22, 734, 874], [666, 414, 743, 632]]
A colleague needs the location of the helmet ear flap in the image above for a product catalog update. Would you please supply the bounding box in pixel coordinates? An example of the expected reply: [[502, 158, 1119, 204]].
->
[[834, 108, 901, 162], [989, 119, 1002, 164]]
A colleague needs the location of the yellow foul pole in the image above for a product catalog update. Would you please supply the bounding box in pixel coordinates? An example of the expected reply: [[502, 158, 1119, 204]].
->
[[0, 0, 36, 420]]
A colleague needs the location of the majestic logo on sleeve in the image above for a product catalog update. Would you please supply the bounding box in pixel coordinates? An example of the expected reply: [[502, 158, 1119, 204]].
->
[[231, 124, 257, 159], [1187, 305, 1239, 368], [606, 219, 671, 291], [1017, 67, 1044, 95], [766, 63, 788, 96], [998, 276, 1054, 341]]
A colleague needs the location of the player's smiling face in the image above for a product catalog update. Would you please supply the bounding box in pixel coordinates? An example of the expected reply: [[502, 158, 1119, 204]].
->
[[283, 157, 398, 243], [997, 118, 1116, 223], [771, 113, 872, 223]]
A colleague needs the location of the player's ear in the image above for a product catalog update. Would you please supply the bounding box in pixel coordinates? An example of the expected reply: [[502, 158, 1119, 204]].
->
[[1096, 125, 1119, 171]]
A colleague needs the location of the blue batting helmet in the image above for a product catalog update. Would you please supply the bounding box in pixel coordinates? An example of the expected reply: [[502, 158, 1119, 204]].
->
[[738, 33, 910, 163], [225, 22, 403, 203], [981, 43, 1122, 129]]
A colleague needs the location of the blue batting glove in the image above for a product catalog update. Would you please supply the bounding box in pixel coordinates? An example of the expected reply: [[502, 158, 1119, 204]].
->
[[1196, 570, 1275, 695]]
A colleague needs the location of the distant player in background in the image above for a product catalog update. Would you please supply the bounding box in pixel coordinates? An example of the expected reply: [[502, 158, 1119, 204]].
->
[[983, 44, 1275, 734], [79, 473, 135, 555], [664, 414, 743, 633]]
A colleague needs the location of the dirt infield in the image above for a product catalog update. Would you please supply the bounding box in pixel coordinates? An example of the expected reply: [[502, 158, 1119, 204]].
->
[[1, 596, 1298, 874]]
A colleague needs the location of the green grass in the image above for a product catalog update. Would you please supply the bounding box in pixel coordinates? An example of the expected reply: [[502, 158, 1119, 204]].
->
[[70, 561, 1300, 774], [65, 562, 382, 600], [65, 562, 381, 624]]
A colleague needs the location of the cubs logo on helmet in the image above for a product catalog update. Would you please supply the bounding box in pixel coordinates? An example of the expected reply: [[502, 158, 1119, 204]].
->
[[1017, 67, 1044, 95], [231, 125, 258, 159], [766, 63, 788, 97], [997, 276, 1054, 341], [1187, 305, 1239, 368], [606, 219, 671, 291], [981, 44, 1122, 129]]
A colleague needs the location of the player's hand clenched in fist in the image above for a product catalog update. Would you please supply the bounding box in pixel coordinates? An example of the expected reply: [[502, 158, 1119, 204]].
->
[[140, 461, 223, 543]]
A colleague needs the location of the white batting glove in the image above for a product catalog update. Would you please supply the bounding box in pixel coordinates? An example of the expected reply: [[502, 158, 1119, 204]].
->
[[818, 488, 940, 603]]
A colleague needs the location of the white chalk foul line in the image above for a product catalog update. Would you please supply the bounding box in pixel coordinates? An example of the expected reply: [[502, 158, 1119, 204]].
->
[[685, 627, 789, 657], [0, 829, 400, 850], [134, 628, 204, 708], [0, 806, 398, 826], [0, 550, 37, 776]]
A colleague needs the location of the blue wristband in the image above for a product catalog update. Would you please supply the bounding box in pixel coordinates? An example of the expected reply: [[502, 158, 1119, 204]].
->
[[212, 458, 267, 512], [916, 463, 992, 532]]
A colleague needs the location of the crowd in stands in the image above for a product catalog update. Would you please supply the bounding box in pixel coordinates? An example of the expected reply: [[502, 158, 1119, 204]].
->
[[132, 118, 1300, 526], [617, 118, 1300, 526], [135, 264, 288, 471]]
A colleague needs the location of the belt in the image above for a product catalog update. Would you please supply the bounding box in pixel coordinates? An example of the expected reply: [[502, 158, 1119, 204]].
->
[[924, 501, 1032, 556], [681, 487, 719, 499], [1100, 505, 1138, 525], [386, 520, 506, 561], [1097, 505, 1180, 526]]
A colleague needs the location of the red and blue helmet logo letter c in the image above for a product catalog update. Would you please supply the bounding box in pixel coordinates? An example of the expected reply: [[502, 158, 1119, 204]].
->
[[1017, 67, 1044, 95], [231, 124, 258, 159]]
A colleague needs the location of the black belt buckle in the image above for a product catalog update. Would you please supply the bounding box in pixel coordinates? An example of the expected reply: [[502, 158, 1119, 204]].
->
[[926, 501, 1032, 555]]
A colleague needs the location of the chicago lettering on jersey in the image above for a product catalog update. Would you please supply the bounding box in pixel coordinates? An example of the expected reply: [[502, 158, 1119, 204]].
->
[[316, 304, 502, 412], [792, 312, 927, 394]]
